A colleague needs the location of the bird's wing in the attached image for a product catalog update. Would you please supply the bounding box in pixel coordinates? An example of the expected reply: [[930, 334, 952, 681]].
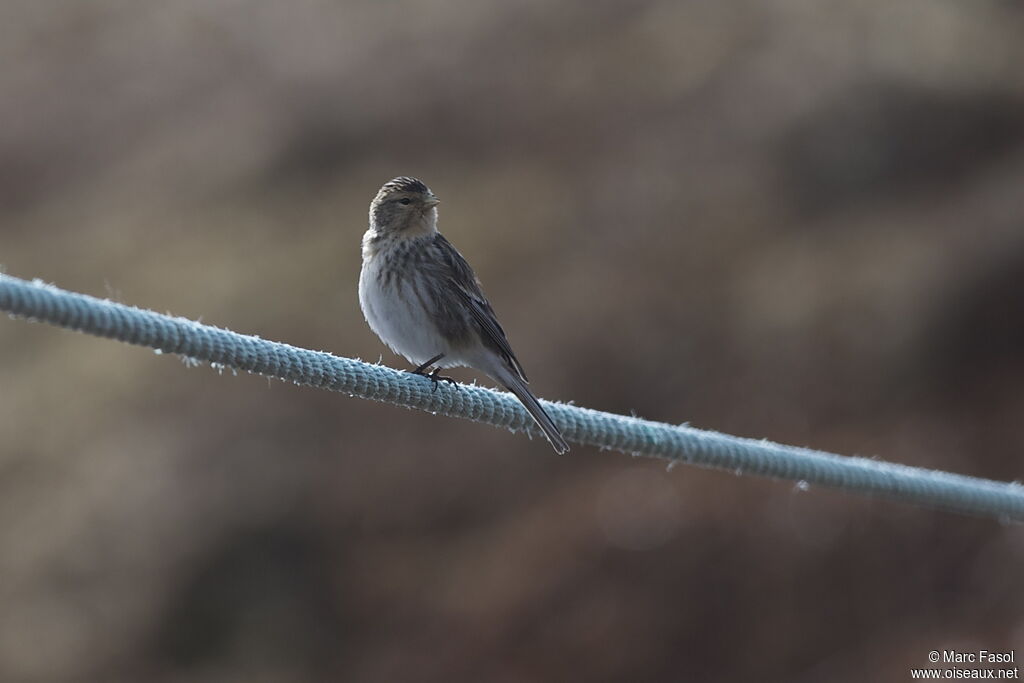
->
[[433, 233, 529, 383]]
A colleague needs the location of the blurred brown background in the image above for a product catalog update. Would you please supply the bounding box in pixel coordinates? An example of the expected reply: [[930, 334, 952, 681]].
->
[[2, 1, 1023, 681]]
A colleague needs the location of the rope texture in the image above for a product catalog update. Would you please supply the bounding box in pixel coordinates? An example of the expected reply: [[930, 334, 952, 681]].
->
[[2, 273, 1022, 521]]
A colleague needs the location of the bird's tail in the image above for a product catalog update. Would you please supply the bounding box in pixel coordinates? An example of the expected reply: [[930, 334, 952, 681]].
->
[[500, 370, 570, 455]]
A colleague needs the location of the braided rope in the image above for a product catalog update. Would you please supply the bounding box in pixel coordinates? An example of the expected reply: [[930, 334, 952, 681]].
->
[[2, 273, 1021, 521]]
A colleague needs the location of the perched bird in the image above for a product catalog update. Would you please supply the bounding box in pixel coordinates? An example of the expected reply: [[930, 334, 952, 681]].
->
[[359, 176, 569, 454]]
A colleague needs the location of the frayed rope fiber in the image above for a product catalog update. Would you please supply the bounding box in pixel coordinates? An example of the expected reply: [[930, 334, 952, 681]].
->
[[2, 273, 1022, 521]]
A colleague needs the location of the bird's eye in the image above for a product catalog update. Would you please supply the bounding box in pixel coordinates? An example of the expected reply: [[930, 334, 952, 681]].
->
[[398, 198, 411, 205]]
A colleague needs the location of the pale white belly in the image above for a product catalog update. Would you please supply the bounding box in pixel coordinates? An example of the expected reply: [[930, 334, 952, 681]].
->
[[359, 254, 459, 368]]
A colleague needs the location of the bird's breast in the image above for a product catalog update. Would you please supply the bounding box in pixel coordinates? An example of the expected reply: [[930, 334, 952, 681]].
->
[[359, 251, 460, 367]]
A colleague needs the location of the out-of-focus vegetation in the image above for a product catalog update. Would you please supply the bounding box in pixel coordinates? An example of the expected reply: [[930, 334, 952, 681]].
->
[[2, 1, 1023, 681]]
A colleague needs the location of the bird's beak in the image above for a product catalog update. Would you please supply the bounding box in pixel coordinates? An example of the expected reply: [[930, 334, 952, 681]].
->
[[424, 197, 440, 208]]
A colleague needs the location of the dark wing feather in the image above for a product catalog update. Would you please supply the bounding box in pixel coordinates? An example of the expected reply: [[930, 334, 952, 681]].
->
[[432, 233, 529, 383]]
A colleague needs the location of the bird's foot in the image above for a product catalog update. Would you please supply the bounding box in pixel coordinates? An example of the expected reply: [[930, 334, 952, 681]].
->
[[407, 364, 459, 392], [427, 368, 459, 392]]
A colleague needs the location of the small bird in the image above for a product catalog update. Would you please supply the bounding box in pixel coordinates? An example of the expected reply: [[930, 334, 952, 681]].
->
[[359, 176, 569, 454]]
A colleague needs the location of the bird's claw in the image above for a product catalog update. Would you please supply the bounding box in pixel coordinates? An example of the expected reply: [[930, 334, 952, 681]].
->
[[408, 367, 459, 392], [427, 368, 459, 392]]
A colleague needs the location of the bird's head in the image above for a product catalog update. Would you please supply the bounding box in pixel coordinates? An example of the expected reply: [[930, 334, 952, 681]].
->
[[368, 176, 440, 237]]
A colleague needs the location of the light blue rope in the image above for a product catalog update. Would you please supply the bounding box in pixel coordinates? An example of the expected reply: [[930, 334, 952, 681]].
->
[[2, 273, 1022, 521]]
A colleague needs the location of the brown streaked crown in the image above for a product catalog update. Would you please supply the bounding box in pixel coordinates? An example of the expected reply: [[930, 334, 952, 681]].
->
[[379, 176, 430, 196]]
